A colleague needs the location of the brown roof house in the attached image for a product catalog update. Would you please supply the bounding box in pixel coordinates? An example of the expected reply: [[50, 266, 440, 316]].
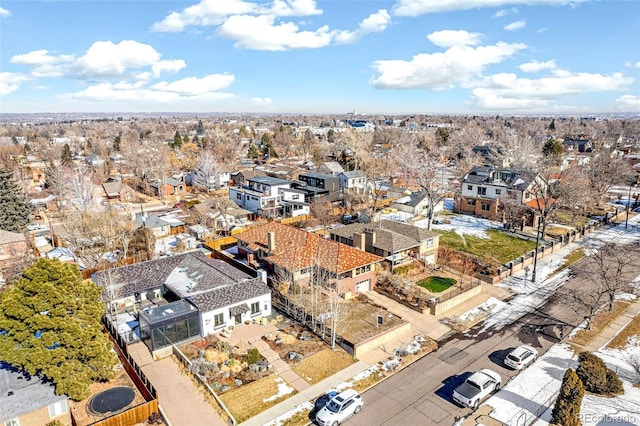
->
[[329, 219, 440, 269], [102, 181, 137, 203], [234, 222, 383, 296], [0, 230, 31, 286]]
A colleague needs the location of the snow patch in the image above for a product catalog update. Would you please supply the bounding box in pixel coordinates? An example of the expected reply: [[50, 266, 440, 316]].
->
[[263, 400, 314, 426], [263, 378, 295, 402]]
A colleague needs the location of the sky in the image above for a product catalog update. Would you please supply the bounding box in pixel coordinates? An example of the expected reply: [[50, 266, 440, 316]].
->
[[1, 0, 639, 115]]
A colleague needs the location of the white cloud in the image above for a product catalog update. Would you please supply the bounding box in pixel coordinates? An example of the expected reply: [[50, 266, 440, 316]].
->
[[616, 95, 640, 111], [334, 9, 391, 44], [0, 6, 11, 17], [504, 19, 526, 31], [370, 34, 526, 89], [519, 59, 556, 72], [152, 60, 187, 77], [0, 72, 30, 95], [494, 7, 518, 17], [217, 14, 333, 50], [75, 40, 162, 77], [392, 0, 586, 17], [427, 30, 483, 47], [471, 70, 633, 110], [151, 74, 235, 95], [151, 0, 321, 32], [625, 61, 640, 68], [10, 50, 75, 78], [251, 96, 273, 106]]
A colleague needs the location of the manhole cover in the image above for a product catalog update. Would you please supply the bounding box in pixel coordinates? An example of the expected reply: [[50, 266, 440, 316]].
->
[[437, 347, 468, 364]]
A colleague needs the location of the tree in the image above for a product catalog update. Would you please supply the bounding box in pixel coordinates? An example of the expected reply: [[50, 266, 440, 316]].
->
[[113, 134, 121, 152], [0, 166, 33, 233], [60, 143, 73, 167], [327, 129, 336, 144], [576, 352, 623, 396], [584, 154, 634, 205], [261, 133, 277, 159], [193, 149, 222, 193], [551, 368, 584, 426], [542, 138, 563, 163], [583, 242, 635, 312], [172, 131, 182, 149], [247, 143, 260, 160], [0, 258, 118, 400]]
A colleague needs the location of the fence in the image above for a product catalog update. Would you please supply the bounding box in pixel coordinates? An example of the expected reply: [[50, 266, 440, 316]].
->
[[509, 387, 559, 426], [172, 345, 237, 426]]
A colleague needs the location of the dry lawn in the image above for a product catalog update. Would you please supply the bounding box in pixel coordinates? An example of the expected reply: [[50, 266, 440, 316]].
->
[[570, 301, 630, 347], [281, 408, 312, 426], [607, 313, 640, 349], [338, 300, 406, 343], [219, 375, 297, 423], [292, 349, 355, 384]]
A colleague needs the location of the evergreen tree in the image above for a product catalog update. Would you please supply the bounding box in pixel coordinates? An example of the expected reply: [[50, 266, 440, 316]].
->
[[549, 119, 556, 131], [0, 259, 118, 400], [0, 167, 33, 233], [551, 368, 584, 426], [60, 143, 73, 167], [247, 143, 260, 160], [542, 137, 563, 161], [172, 130, 182, 149], [327, 129, 336, 144], [113, 134, 121, 151], [261, 133, 277, 159], [197, 120, 205, 135]]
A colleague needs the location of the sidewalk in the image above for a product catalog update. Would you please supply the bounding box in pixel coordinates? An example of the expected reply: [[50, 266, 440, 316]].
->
[[583, 298, 640, 352]]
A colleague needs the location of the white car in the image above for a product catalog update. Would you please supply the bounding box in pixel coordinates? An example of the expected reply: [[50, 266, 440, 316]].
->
[[452, 369, 501, 409], [505, 344, 538, 370], [315, 389, 362, 426]]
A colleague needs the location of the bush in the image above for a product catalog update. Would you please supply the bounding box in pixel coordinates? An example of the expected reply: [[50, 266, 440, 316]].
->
[[247, 348, 261, 365], [576, 352, 624, 396], [551, 368, 584, 426]]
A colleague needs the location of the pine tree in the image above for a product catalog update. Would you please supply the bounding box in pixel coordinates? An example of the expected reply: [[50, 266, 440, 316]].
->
[[542, 137, 563, 161], [0, 258, 118, 400], [172, 130, 182, 149], [0, 167, 33, 233], [113, 134, 121, 151], [247, 143, 260, 160], [551, 368, 584, 426], [60, 143, 73, 167]]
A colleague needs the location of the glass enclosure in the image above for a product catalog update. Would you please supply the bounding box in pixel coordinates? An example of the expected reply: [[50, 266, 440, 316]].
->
[[139, 299, 201, 351]]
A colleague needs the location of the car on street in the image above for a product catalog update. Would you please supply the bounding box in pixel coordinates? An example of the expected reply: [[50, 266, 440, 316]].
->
[[504, 344, 538, 370], [315, 389, 362, 426], [452, 369, 501, 409]]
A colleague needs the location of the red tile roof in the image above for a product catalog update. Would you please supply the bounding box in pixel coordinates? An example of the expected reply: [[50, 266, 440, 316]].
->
[[235, 222, 382, 273]]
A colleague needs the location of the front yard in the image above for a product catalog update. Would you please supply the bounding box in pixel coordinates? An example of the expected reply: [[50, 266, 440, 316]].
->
[[439, 229, 537, 264], [219, 375, 297, 423]]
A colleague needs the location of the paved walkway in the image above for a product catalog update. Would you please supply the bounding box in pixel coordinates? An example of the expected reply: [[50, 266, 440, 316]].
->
[[584, 298, 640, 352], [129, 342, 226, 426]]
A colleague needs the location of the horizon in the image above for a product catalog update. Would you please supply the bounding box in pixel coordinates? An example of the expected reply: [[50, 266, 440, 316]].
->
[[1, 0, 639, 115]]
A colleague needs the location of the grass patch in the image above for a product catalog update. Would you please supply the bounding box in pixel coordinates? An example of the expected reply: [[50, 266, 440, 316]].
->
[[292, 349, 356, 385], [219, 376, 297, 423], [417, 276, 456, 293], [570, 301, 630, 348], [548, 248, 585, 278], [439, 229, 537, 264], [281, 408, 312, 426], [607, 313, 640, 350]]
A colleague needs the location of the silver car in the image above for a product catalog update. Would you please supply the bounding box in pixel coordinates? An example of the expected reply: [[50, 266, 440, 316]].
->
[[505, 344, 538, 370], [315, 389, 362, 426]]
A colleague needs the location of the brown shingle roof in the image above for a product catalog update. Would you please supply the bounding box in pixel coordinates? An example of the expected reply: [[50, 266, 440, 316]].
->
[[235, 222, 382, 273]]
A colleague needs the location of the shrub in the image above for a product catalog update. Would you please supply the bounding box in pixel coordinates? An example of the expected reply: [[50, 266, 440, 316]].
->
[[247, 348, 261, 365], [551, 368, 584, 426], [576, 352, 624, 396]]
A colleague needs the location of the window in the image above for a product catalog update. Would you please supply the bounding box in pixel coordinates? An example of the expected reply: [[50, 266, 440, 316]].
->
[[236, 193, 242, 200], [292, 194, 300, 200], [481, 203, 490, 211], [214, 313, 224, 328], [4, 419, 19, 426], [251, 301, 260, 315], [467, 185, 473, 190], [49, 400, 67, 418], [426, 238, 433, 247], [495, 189, 502, 195], [467, 199, 476, 206], [477, 187, 487, 196]]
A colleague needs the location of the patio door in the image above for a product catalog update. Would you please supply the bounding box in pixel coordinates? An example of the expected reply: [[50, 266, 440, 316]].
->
[[234, 314, 242, 324]]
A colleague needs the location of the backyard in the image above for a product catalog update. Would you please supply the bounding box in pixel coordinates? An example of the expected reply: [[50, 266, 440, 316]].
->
[[438, 229, 537, 264]]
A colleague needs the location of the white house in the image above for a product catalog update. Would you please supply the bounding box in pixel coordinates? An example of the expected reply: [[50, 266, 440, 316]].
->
[[279, 187, 310, 217], [339, 170, 367, 193], [229, 175, 293, 218]]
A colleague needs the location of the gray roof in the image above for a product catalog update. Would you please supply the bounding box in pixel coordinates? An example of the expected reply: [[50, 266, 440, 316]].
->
[[320, 162, 345, 173], [462, 167, 535, 189], [404, 191, 430, 207], [102, 181, 126, 196], [0, 362, 67, 421], [365, 228, 419, 253], [0, 230, 26, 245], [340, 170, 365, 178], [151, 177, 183, 188], [331, 219, 439, 244], [135, 214, 170, 229], [248, 175, 291, 186], [190, 278, 269, 312]]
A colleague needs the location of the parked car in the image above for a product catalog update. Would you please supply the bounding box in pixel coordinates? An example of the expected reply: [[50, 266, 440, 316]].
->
[[452, 369, 501, 409], [315, 389, 362, 425], [504, 344, 538, 370], [314, 391, 338, 411]]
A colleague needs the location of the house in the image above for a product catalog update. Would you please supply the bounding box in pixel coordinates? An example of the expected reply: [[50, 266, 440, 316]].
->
[[135, 214, 171, 239], [454, 166, 546, 221], [562, 137, 593, 153], [0, 362, 71, 426], [102, 181, 137, 203], [230, 169, 266, 187], [108, 152, 126, 164], [229, 175, 295, 218], [390, 191, 444, 216], [296, 172, 341, 203], [317, 161, 345, 176], [150, 177, 187, 198], [0, 230, 31, 286], [85, 153, 105, 167], [329, 219, 440, 268], [234, 222, 383, 296], [339, 170, 367, 193], [386, 186, 412, 200], [186, 169, 231, 191], [92, 252, 271, 353], [190, 199, 254, 232]]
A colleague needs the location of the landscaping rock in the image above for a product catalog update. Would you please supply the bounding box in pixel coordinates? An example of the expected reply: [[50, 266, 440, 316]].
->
[[248, 364, 260, 373], [294, 353, 304, 362], [220, 384, 231, 392], [275, 337, 283, 345], [288, 351, 298, 360], [234, 379, 242, 386], [264, 332, 274, 340]]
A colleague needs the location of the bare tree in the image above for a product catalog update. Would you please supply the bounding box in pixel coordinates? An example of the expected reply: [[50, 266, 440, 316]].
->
[[583, 242, 636, 312], [584, 153, 635, 205], [193, 149, 223, 193], [491, 133, 541, 169]]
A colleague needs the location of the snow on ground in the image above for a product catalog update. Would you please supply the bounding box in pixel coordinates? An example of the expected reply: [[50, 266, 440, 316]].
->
[[457, 297, 506, 323], [263, 378, 296, 402], [419, 215, 504, 238], [115, 311, 140, 343], [263, 401, 314, 426], [483, 344, 577, 426]]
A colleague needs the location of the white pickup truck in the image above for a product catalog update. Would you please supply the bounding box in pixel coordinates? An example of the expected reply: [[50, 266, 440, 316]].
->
[[452, 369, 501, 409]]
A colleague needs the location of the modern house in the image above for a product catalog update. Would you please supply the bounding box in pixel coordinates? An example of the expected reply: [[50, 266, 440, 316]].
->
[[562, 137, 593, 153], [0, 362, 71, 426], [296, 172, 341, 203], [329, 219, 440, 269], [234, 222, 383, 296], [229, 175, 308, 218], [454, 166, 545, 221], [92, 252, 271, 354]]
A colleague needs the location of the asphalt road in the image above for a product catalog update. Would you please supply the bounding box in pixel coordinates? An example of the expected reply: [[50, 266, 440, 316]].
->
[[344, 268, 601, 426]]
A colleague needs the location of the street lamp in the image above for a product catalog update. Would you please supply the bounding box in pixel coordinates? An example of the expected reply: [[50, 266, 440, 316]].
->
[[531, 216, 544, 283], [625, 183, 637, 230]]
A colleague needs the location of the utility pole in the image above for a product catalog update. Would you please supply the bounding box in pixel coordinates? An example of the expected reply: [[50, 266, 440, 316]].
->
[[625, 184, 636, 230], [531, 216, 544, 283]]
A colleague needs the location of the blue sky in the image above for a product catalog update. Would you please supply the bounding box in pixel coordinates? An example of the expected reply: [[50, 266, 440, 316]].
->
[[1, 0, 639, 114]]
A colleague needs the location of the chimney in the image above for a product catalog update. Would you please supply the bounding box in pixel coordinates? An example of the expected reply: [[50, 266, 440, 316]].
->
[[364, 228, 376, 247], [353, 232, 365, 251], [267, 231, 276, 253]]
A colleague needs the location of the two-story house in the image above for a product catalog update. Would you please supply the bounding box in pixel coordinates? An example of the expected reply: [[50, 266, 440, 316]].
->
[[229, 176, 308, 218], [296, 172, 341, 203], [454, 166, 546, 221], [150, 176, 187, 198], [338, 170, 367, 194], [329, 219, 440, 269], [234, 222, 383, 296]]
